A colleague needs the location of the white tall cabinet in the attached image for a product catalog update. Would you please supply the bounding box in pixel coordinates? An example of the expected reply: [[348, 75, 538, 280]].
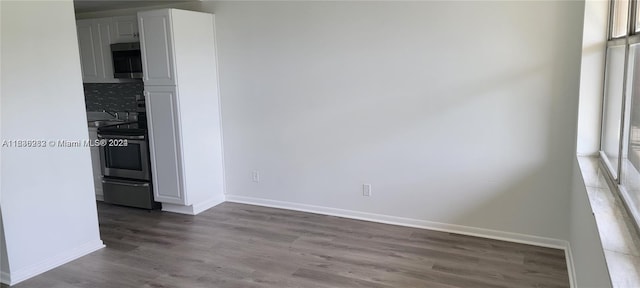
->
[[138, 9, 224, 215]]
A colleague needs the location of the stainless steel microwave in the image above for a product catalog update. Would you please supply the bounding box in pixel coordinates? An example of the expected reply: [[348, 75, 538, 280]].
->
[[111, 42, 143, 79]]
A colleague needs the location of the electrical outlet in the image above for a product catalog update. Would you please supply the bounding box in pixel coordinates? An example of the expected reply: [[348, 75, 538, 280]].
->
[[252, 170, 260, 182], [363, 184, 372, 196]]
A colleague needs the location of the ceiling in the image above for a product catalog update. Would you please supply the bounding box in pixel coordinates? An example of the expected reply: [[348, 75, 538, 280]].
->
[[73, 0, 198, 14]]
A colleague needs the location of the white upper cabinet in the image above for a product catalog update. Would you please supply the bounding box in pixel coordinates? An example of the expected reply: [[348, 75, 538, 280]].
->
[[77, 19, 100, 81], [76, 18, 117, 83], [113, 16, 139, 43], [95, 18, 116, 80], [138, 10, 176, 85]]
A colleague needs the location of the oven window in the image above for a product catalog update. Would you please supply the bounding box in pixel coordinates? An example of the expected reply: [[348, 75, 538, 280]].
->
[[104, 143, 143, 171]]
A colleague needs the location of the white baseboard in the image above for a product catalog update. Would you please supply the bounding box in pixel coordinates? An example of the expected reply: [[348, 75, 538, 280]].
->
[[162, 195, 225, 215], [1, 240, 104, 286], [226, 195, 568, 249], [565, 242, 577, 288], [225, 195, 576, 286]]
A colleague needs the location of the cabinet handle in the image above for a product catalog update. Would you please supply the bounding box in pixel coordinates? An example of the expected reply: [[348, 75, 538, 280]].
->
[[98, 134, 145, 140], [102, 179, 149, 187]]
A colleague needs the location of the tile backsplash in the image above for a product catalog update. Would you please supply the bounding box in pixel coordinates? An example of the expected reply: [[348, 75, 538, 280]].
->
[[83, 82, 143, 112]]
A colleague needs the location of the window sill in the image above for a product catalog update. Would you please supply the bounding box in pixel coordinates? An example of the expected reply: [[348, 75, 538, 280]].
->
[[577, 156, 640, 287]]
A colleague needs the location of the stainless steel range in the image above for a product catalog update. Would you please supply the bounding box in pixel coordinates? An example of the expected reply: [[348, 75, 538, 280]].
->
[[99, 123, 149, 179], [97, 97, 159, 209]]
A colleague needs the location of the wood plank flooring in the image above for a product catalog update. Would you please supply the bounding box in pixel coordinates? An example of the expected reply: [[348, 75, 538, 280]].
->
[[3, 202, 570, 288]]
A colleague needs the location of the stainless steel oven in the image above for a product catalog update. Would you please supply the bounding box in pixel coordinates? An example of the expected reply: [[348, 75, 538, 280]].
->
[[98, 119, 159, 210], [98, 134, 150, 181]]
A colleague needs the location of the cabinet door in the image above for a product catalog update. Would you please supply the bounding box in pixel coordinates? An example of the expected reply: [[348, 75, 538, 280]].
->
[[113, 16, 139, 43], [138, 10, 176, 85], [88, 127, 103, 200], [77, 19, 100, 82], [76, 18, 118, 83], [145, 86, 186, 204], [94, 18, 116, 82]]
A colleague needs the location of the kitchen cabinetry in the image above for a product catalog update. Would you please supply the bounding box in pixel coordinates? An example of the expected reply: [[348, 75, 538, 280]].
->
[[76, 18, 117, 83], [138, 10, 175, 86], [76, 15, 140, 83], [139, 9, 224, 215], [76, 20, 98, 81], [145, 86, 183, 204], [88, 127, 103, 200], [113, 16, 139, 43]]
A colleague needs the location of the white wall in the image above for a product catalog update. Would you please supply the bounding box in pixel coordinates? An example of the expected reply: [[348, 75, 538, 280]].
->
[[0, 1, 103, 285], [577, 0, 608, 156], [569, 158, 612, 288], [76, 0, 587, 243], [569, 1, 613, 286], [0, 0, 604, 284], [207, 1, 585, 241], [74, 0, 612, 284]]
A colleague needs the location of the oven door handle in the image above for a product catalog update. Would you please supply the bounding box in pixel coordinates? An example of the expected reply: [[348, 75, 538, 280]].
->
[[98, 134, 145, 140], [102, 179, 150, 187]]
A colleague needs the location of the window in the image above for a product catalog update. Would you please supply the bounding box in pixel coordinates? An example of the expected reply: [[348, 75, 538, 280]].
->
[[601, 44, 625, 177], [636, 0, 640, 32], [613, 0, 630, 37], [602, 0, 640, 225]]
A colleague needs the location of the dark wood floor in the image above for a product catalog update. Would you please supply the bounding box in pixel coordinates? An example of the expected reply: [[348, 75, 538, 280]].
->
[[4, 202, 570, 288]]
